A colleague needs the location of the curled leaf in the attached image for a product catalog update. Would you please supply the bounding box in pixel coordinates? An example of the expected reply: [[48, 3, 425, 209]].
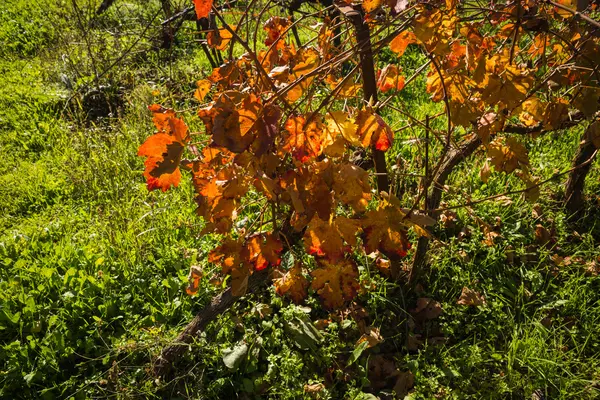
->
[[185, 265, 203, 296], [377, 64, 406, 92], [411, 297, 442, 320], [263, 16, 290, 47], [456, 287, 486, 306], [356, 109, 394, 151]]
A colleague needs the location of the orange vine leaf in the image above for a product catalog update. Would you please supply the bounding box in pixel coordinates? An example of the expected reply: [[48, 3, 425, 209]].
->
[[193, 0, 213, 20], [355, 109, 394, 151], [273, 264, 309, 303], [138, 105, 189, 192]]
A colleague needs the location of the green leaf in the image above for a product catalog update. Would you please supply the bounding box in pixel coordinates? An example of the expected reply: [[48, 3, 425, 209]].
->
[[348, 340, 369, 366], [222, 341, 248, 370], [281, 251, 295, 270], [354, 392, 378, 400], [242, 378, 254, 393], [23, 371, 39, 385], [284, 314, 322, 350]]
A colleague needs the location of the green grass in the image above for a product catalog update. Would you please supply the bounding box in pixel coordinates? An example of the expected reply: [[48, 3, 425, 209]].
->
[[1, 1, 600, 399]]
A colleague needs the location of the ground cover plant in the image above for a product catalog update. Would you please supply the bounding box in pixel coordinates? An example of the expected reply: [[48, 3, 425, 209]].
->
[[1, 0, 600, 398]]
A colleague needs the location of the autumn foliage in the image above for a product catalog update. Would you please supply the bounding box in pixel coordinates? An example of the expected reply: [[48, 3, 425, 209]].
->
[[139, 0, 600, 309]]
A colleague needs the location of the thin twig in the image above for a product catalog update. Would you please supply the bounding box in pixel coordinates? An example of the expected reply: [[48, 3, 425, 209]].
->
[[547, 0, 600, 30], [432, 149, 599, 213]]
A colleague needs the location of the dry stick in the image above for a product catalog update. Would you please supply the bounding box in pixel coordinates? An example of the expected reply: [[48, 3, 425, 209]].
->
[[262, 16, 346, 70], [547, 0, 600, 30], [424, 115, 430, 211], [153, 269, 270, 377], [433, 149, 598, 213], [290, 14, 303, 47], [409, 135, 483, 281], [196, 19, 219, 68], [212, 7, 294, 112], [564, 122, 598, 218], [71, 0, 100, 89], [376, 59, 431, 111], [258, 3, 339, 59], [408, 4, 597, 279], [509, 0, 521, 64], [387, 104, 448, 148], [428, 54, 452, 146], [504, 111, 586, 135], [405, 28, 585, 239], [271, 9, 414, 106], [408, 110, 594, 277], [252, 0, 280, 55], [305, 64, 360, 125], [60, 7, 162, 119], [210, 13, 225, 65], [338, 3, 389, 195], [547, 29, 600, 84], [401, 53, 455, 222]]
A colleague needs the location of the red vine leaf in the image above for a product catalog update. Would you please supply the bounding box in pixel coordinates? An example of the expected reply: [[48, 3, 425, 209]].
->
[[209, 238, 244, 273], [207, 26, 234, 51], [199, 93, 262, 153], [263, 16, 290, 47], [389, 31, 416, 56], [186, 266, 203, 296], [362, 0, 383, 13], [192, 165, 249, 233]]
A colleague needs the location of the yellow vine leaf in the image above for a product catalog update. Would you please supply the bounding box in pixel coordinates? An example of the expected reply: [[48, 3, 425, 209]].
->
[[273, 264, 309, 303], [310, 259, 360, 309], [194, 79, 212, 102]]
